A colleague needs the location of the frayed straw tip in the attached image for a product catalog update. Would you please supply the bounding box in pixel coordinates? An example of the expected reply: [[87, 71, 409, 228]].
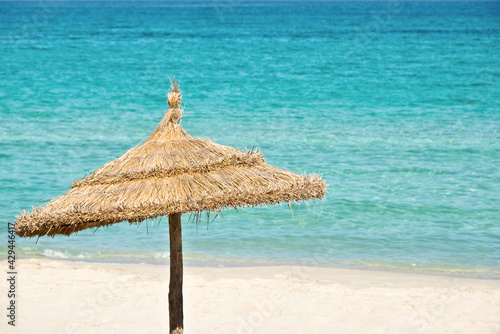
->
[[167, 91, 182, 109]]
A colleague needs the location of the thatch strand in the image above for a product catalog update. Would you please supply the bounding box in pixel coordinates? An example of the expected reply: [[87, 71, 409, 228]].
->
[[15, 79, 327, 238], [167, 78, 182, 109]]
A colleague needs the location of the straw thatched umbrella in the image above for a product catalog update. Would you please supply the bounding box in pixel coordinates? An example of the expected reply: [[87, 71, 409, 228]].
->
[[15, 80, 326, 334]]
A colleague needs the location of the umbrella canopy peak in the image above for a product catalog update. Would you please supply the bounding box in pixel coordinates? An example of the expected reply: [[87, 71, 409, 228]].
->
[[167, 78, 182, 108], [166, 78, 182, 122]]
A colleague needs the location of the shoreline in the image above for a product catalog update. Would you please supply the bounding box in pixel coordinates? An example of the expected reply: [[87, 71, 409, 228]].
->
[[2, 258, 500, 333], [11, 253, 500, 280]]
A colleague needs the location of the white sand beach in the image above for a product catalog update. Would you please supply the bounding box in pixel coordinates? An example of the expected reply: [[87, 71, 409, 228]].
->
[[2, 259, 500, 334]]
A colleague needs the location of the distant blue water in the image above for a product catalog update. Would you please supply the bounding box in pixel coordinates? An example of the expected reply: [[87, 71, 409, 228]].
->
[[1, 1, 499, 277]]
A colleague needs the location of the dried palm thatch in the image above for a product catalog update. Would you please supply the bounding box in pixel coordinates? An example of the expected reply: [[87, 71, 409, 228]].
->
[[15, 80, 326, 238]]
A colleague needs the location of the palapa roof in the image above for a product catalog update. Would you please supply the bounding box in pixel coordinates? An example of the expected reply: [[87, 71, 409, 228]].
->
[[15, 81, 326, 237]]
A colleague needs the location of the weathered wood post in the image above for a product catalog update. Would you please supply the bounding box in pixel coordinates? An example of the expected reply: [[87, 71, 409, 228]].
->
[[168, 213, 183, 334]]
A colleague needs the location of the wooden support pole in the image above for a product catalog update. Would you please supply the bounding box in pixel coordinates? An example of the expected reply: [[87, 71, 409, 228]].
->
[[169, 213, 183, 334]]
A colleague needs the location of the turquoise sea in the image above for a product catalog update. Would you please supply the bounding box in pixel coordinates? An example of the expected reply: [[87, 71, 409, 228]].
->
[[1, 1, 499, 278]]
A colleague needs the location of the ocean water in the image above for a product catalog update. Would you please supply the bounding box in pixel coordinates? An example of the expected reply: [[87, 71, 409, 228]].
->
[[1, 1, 499, 277]]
